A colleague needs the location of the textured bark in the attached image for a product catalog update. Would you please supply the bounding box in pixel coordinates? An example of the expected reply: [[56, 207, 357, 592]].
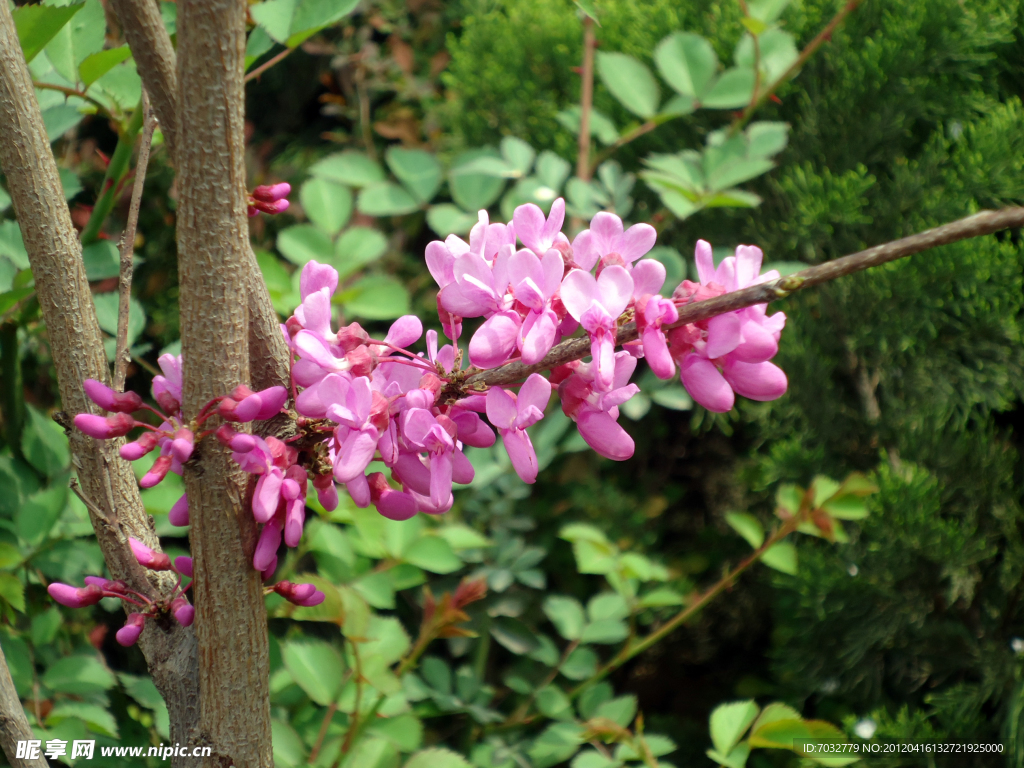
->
[[108, 0, 291, 395], [0, 644, 46, 768], [0, 3, 200, 761], [176, 1, 272, 765]]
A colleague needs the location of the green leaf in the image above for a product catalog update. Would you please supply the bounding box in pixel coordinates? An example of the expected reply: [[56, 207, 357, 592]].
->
[[741, 16, 769, 36], [638, 587, 685, 608], [543, 595, 586, 640], [88, 58, 142, 111], [747, 717, 811, 749], [761, 542, 797, 574], [42, 104, 85, 142], [341, 274, 410, 321], [436, 524, 491, 550], [43, 655, 116, 694], [735, 29, 798, 84], [537, 685, 573, 719], [357, 182, 420, 217], [386, 147, 442, 204], [271, 718, 307, 768], [82, 240, 120, 280], [707, 743, 751, 768], [706, 158, 775, 193], [750, 702, 802, 733], [0, 543, 21, 571], [821, 495, 869, 520], [650, 386, 693, 411], [725, 512, 765, 549], [748, 0, 791, 23], [352, 570, 396, 609], [709, 700, 760, 755], [245, 27, 275, 71], [573, 0, 599, 23], [561, 646, 598, 680], [746, 121, 789, 158], [0, 574, 24, 613], [427, 200, 473, 235], [403, 535, 462, 574], [17, 484, 67, 545], [490, 617, 539, 655], [277, 224, 334, 266], [449, 149, 507, 210], [0, 222, 28, 270], [535, 151, 571, 192], [556, 106, 620, 146], [596, 52, 660, 119], [300, 177, 352, 236], [404, 747, 471, 768], [251, 0, 360, 47], [13, 2, 84, 64], [281, 640, 344, 705], [311, 151, 385, 187], [529, 722, 586, 768], [654, 32, 718, 101], [30, 607, 61, 646], [812, 475, 842, 508], [93, 292, 145, 348], [335, 226, 387, 278], [587, 592, 629, 622], [501, 136, 536, 176], [0, 286, 33, 316], [79, 46, 132, 88], [580, 619, 629, 644], [702, 68, 756, 109], [21, 405, 69, 478], [595, 695, 638, 727]]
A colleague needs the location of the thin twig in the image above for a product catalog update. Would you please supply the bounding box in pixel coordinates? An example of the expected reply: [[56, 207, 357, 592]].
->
[[467, 207, 1024, 389], [244, 46, 295, 83], [114, 92, 156, 391], [69, 477, 114, 526], [591, 117, 668, 168], [576, 16, 596, 184], [309, 702, 338, 763], [32, 80, 113, 119], [728, 0, 863, 136]]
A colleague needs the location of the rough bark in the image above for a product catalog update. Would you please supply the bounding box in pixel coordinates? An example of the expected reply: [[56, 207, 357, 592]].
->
[[0, 644, 46, 768], [108, 0, 290, 395], [0, 3, 200, 760], [176, 0, 273, 765]]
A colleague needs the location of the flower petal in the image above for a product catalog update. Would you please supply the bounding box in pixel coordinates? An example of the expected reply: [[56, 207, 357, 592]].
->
[[468, 311, 521, 368], [630, 259, 666, 298], [619, 223, 657, 263], [722, 359, 788, 401], [503, 428, 540, 483], [590, 211, 624, 256], [560, 269, 599, 321], [680, 355, 734, 412], [705, 312, 742, 359], [300, 260, 339, 300], [576, 409, 634, 460], [596, 265, 633, 318], [695, 239, 715, 285]]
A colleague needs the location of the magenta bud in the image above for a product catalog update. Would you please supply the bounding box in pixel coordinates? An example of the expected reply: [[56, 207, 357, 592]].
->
[[169, 494, 190, 527], [74, 412, 136, 439], [116, 613, 146, 646], [252, 182, 291, 203], [129, 537, 172, 571], [297, 590, 325, 607], [83, 379, 143, 413], [139, 455, 172, 488], [171, 597, 195, 627], [154, 390, 180, 416], [247, 205, 259, 217], [120, 431, 158, 460], [290, 583, 316, 602], [233, 394, 263, 423], [48, 582, 104, 608], [170, 428, 194, 463], [315, 480, 338, 512], [337, 323, 370, 352], [229, 433, 256, 453], [214, 424, 238, 446], [252, 199, 289, 215], [254, 386, 288, 420], [261, 555, 278, 582], [174, 556, 193, 578], [83, 576, 112, 589]]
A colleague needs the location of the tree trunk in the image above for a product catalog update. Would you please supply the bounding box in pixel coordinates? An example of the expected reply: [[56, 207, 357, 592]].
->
[[0, 2, 200, 761], [176, 0, 273, 765]]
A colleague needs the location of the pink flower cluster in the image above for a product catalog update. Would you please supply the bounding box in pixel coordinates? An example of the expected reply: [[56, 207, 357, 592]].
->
[[66, 198, 788, 610], [247, 182, 291, 217]]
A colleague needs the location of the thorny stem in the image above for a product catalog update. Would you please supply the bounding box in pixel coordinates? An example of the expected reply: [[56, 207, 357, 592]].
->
[[728, 0, 863, 136], [32, 81, 112, 119], [466, 207, 1024, 389], [244, 46, 295, 83], [568, 516, 802, 700], [114, 93, 156, 391]]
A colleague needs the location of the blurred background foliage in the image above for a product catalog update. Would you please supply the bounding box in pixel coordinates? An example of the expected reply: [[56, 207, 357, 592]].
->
[[0, 0, 1023, 765]]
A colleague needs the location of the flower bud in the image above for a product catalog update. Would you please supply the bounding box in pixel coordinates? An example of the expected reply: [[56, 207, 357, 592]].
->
[[312, 474, 338, 512], [83, 379, 143, 413], [74, 412, 135, 439], [170, 428, 194, 463], [368, 473, 417, 521], [120, 431, 159, 460], [170, 597, 195, 627], [418, 373, 443, 397], [261, 555, 278, 582], [153, 387, 180, 416], [252, 198, 290, 215], [169, 494, 190, 527], [139, 455, 172, 488], [345, 345, 376, 377], [48, 582, 104, 608], [253, 386, 288, 420], [296, 590, 325, 607], [129, 537, 172, 571], [116, 613, 146, 647], [337, 323, 370, 352], [251, 182, 291, 203], [173, 556, 193, 577]]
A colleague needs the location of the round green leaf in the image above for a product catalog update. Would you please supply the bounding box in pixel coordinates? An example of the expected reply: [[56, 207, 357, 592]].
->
[[357, 182, 420, 217], [43, 655, 115, 695], [341, 274, 411, 320], [334, 226, 388, 278], [403, 535, 462, 574], [310, 151, 385, 187], [299, 177, 352, 236], [427, 204, 477, 237], [277, 224, 333, 265], [654, 32, 718, 100], [501, 136, 536, 176], [281, 640, 344, 705], [560, 646, 599, 680], [709, 700, 760, 755], [449, 149, 506, 210], [386, 147, 442, 204], [580, 618, 629, 644], [596, 51, 661, 119], [542, 595, 586, 640], [404, 747, 471, 768], [702, 68, 756, 109]]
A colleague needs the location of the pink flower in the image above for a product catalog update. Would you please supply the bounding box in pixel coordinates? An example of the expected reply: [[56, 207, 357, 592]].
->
[[367, 473, 418, 520], [485, 374, 551, 483], [557, 353, 639, 461], [74, 412, 136, 439], [170, 597, 194, 627], [248, 182, 291, 216], [507, 248, 564, 364], [401, 409, 456, 508], [139, 455, 173, 488], [169, 494, 189, 527], [321, 374, 380, 483], [571, 211, 656, 271], [116, 613, 146, 646], [152, 354, 182, 415], [120, 431, 159, 461], [129, 537, 172, 571], [560, 266, 634, 391], [83, 379, 143, 413], [636, 294, 679, 380], [47, 582, 104, 608], [513, 198, 567, 254], [174, 556, 193, 577], [439, 243, 512, 319]]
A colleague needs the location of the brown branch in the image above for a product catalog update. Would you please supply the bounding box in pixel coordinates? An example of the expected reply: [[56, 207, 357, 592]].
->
[[244, 46, 295, 83], [0, 643, 46, 768], [113, 93, 156, 391], [0, 4, 199, 763], [467, 207, 1024, 388], [576, 17, 596, 184], [176, 1, 273, 766], [107, 0, 179, 162], [31, 80, 111, 118]]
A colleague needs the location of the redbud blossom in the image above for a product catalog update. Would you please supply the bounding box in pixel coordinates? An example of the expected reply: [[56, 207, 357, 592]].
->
[[74, 412, 135, 439], [174, 556, 193, 577], [48, 582, 104, 608], [170, 597, 195, 627], [169, 494, 189, 527], [129, 537, 172, 571], [83, 379, 143, 413], [139, 455, 172, 488], [116, 613, 146, 646]]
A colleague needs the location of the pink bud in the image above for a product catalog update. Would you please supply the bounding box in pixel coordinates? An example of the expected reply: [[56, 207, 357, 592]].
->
[[253, 386, 288, 420], [174, 556, 193, 577], [289, 583, 316, 602], [48, 582, 104, 608], [74, 412, 136, 439], [261, 555, 278, 582], [154, 389, 180, 416], [230, 385, 255, 401], [252, 199, 290, 215], [297, 590, 325, 607], [337, 323, 369, 352], [229, 433, 256, 453], [170, 597, 194, 627], [129, 537, 172, 571], [169, 494, 190, 527], [247, 204, 259, 217], [368, 473, 417, 521], [419, 373, 443, 396], [83, 379, 143, 413], [234, 394, 263, 422], [251, 182, 291, 203], [116, 613, 146, 646], [346, 345, 376, 377], [83, 576, 112, 589], [214, 424, 238, 446], [170, 428, 194, 463], [312, 474, 338, 511], [120, 431, 159, 460], [139, 455, 172, 488]]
